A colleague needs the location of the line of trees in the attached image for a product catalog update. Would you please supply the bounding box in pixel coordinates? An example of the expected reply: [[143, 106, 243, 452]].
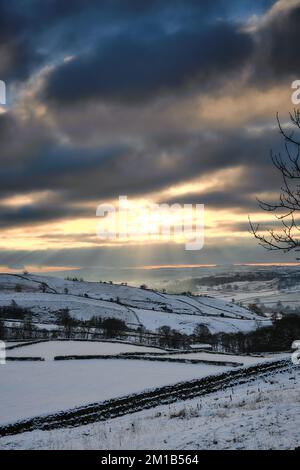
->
[[0, 301, 31, 320], [2, 301, 299, 354], [156, 326, 190, 349], [55, 309, 127, 339], [198, 315, 300, 354]]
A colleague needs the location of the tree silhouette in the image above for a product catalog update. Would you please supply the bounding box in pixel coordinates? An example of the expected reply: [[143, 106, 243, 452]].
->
[[102, 318, 126, 338], [250, 110, 300, 258]]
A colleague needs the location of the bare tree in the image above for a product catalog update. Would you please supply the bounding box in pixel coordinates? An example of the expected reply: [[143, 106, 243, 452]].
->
[[250, 110, 300, 258]]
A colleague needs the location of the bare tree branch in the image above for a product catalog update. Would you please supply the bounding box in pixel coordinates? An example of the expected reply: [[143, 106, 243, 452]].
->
[[249, 111, 300, 258]]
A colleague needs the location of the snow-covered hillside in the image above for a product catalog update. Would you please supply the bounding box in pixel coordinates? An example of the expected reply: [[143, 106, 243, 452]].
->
[[1, 366, 298, 450], [0, 273, 271, 334]]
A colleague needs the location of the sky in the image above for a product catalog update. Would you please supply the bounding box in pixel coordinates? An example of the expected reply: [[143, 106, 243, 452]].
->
[[0, 0, 300, 277]]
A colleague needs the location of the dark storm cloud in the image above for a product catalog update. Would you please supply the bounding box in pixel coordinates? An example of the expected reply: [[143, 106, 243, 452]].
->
[[160, 138, 287, 208], [0, 201, 87, 228], [0, 0, 274, 83], [161, 159, 284, 213], [43, 23, 253, 104], [40, 0, 300, 107], [0, 0, 293, 239], [251, 2, 300, 85], [118, 126, 283, 200], [2, 0, 292, 104], [0, 2, 42, 81], [217, 219, 282, 232], [0, 111, 283, 225], [163, 191, 258, 211], [0, 110, 129, 198]]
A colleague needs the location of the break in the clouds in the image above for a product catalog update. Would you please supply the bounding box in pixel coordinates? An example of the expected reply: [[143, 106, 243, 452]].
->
[[0, 0, 299, 270]]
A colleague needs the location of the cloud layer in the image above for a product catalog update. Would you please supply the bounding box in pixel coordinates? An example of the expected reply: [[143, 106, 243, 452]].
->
[[0, 0, 299, 268]]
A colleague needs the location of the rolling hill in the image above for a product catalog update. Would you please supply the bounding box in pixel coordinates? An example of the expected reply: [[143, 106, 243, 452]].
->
[[0, 273, 271, 334]]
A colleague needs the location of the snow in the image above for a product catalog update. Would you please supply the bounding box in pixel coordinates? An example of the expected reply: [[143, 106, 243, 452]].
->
[[0, 273, 270, 334], [133, 307, 269, 334], [6, 340, 166, 360], [0, 292, 138, 325], [1, 366, 298, 450], [158, 352, 290, 365], [0, 273, 297, 450], [0, 359, 231, 426], [5, 341, 32, 347], [197, 281, 300, 310]]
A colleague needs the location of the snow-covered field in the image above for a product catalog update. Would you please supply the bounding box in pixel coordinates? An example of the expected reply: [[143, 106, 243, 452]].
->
[[1, 366, 298, 450], [134, 308, 266, 334], [197, 284, 300, 310], [241, 291, 300, 309], [0, 273, 271, 334], [0, 359, 230, 426], [7, 340, 289, 365], [6, 340, 165, 360], [154, 352, 290, 366]]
